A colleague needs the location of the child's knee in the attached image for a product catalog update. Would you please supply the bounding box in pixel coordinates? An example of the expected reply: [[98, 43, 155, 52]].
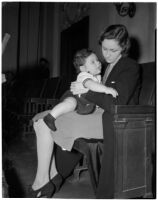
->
[[64, 97, 77, 108]]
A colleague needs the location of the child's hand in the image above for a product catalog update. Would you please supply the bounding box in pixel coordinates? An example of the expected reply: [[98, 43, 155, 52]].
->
[[105, 87, 118, 98], [70, 81, 88, 95]]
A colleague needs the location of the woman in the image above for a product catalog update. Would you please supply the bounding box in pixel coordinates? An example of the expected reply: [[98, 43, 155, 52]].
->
[[71, 24, 140, 198], [29, 24, 140, 198]]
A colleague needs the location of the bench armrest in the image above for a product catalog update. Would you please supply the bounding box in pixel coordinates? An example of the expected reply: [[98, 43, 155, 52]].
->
[[111, 105, 155, 115]]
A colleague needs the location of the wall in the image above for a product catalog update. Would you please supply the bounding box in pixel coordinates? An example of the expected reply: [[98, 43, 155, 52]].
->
[[2, 3, 19, 74], [89, 3, 156, 63], [2, 2, 156, 77], [2, 2, 61, 77], [44, 3, 61, 77], [19, 3, 40, 69], [18, 2, 60, 77]]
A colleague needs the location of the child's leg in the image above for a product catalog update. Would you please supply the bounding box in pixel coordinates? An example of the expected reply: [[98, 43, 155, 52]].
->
[[43, 97, 77, 132], [50, 97, 77, 118]]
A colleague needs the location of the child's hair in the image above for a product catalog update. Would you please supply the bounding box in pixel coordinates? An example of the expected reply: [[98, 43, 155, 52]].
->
[[73, 49, 95, 73]]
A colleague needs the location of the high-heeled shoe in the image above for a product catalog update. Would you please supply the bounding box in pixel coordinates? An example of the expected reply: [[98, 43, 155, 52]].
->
[[27, 186, 41, 198], [50, 173, 63, 192], [27, 173, 63, 198], [27, 181, 55, 198]]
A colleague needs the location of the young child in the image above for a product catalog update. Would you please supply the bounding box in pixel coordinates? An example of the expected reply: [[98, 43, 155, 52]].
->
[[43, 49, 118, 131]]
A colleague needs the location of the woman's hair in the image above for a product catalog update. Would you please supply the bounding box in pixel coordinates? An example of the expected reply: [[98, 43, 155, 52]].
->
[[73, 49, 95, 73], [98, 24, 130, 56]]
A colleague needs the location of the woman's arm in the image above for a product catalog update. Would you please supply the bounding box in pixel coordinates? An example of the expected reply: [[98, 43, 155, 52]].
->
[[84, 79, 118, 98], [70, 81, 115, 111], [85, 60, 140, 110]]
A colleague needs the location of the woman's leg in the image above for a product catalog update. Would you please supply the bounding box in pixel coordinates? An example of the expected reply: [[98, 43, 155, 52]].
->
[[32, 119, 58, 190], [55, 145, 83, 179], [96, 112, 114, 198]]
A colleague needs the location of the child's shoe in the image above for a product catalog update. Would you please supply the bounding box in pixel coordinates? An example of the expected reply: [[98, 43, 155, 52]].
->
[[43, 113, 57, 131]]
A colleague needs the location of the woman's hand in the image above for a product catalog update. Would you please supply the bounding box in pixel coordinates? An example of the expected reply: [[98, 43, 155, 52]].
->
[[32, 110, 51, 122], [70, 81, 88, 95]]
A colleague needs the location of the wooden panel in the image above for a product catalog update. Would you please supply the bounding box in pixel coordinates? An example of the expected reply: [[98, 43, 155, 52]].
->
[[122, 126, 145, 191], [144, 120, 155, 197], [114, 118, 154, 198], [111, 105, 155, 115]]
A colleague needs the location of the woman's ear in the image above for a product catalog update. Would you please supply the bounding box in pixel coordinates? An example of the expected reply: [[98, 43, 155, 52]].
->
[[79, 65, 86, 72]]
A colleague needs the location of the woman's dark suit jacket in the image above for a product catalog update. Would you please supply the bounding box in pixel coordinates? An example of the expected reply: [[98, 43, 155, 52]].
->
[[86, 56, 140, 110]]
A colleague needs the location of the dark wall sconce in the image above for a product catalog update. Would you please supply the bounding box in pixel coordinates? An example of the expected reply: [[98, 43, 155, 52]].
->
[[114, 3, 136, 18]]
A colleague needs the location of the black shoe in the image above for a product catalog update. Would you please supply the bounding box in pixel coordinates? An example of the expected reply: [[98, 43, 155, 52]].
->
[[27, 185, 41, 198], [43, 113, 57, 131], [51, 173, 64, 192], [27, 181, 55, 198], [27, 174, 63, 198]]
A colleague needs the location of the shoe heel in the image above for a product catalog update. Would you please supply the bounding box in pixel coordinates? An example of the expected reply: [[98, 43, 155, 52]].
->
[[39, 181, 55, 198]]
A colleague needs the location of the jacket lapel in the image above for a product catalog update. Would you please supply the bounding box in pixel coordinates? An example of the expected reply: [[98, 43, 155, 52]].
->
[[105, 57, 122, 85]]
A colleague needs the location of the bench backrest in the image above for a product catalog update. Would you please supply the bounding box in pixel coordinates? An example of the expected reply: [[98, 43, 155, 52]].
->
[[139, 62, 155, 106]]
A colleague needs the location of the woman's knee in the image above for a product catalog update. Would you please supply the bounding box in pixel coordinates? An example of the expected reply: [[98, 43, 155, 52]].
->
[[33, 119, 53, 139], [33, 121, 38, 132], [33, 120, 44, 136]]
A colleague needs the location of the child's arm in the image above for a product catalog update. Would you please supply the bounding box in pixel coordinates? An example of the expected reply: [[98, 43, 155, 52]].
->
[[84, 79, 118, 98]]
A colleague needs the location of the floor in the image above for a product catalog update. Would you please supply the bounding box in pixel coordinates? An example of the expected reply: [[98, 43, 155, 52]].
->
[[3, 134, 95, 198]]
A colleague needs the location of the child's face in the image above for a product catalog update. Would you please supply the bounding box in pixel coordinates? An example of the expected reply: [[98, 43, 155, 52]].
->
[[84, 53, 101, 75]]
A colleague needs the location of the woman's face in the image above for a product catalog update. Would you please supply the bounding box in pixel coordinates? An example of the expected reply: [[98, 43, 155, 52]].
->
[[101, 39, 122, 64]]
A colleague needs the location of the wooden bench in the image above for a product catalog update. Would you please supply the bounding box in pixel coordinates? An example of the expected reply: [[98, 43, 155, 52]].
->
[[73, 62, 156, 198]]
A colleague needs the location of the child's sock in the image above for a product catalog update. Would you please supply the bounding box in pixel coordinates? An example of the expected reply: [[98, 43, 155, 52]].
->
[[43, 113, 57, 131]]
